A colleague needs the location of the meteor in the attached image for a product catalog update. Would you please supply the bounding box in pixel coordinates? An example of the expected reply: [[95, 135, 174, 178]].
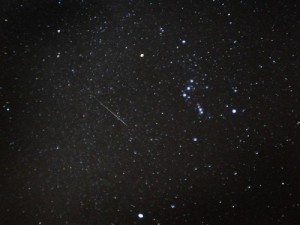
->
[[94, 97, 128, 127]]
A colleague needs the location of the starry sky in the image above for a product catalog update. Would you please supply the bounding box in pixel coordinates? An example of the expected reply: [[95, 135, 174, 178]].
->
[[1, 0, 299, 224]]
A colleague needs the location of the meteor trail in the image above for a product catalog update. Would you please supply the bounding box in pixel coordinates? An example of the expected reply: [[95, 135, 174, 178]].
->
[[94, 97, 128, 127]]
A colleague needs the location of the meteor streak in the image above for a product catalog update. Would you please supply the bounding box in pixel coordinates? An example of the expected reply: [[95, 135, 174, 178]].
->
[[94, 97, 128, 127]]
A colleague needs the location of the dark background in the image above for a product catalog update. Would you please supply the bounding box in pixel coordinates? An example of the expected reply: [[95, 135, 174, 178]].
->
[[0, 0, 299, 224]]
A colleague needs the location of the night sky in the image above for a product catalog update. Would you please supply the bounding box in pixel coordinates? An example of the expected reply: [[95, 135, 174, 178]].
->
[[1, 0, 300, 224]]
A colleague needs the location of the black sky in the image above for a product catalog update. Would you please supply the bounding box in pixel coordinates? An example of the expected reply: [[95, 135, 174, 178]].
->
[[1, 0, 300, 225]]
